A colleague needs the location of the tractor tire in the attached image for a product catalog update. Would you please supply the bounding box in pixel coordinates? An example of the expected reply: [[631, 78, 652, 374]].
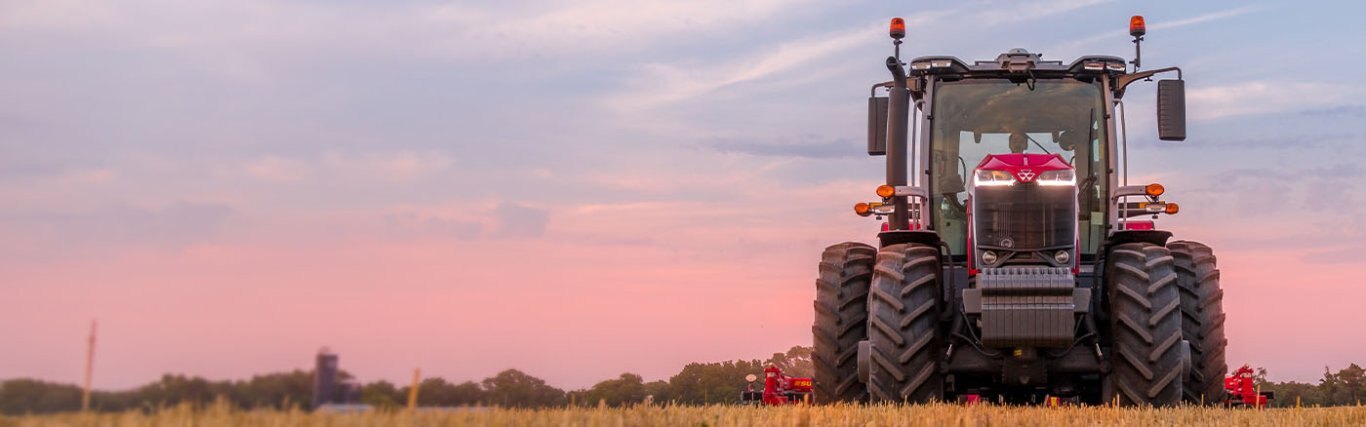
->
[[1103, 242, 1186, 406], [811, 242, 876, 403], [1169, 240, 1228, 404], [865, 243, 943, 403]]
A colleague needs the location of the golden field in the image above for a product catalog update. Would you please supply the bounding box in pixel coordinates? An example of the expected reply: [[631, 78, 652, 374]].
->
[[6, 403, 1366, 426]]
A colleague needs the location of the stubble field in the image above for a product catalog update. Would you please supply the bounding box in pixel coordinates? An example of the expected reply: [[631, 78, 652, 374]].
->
[[7, 403, 1366, 426]]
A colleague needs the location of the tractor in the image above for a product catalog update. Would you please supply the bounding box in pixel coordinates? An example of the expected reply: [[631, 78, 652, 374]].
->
[[1224, 365, 1274, 408], [811, 16, 1228, 406], [740, 365, 813, 405]]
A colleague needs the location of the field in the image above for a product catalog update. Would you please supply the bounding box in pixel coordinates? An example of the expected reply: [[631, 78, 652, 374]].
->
[[7, 403, 1366, 426]]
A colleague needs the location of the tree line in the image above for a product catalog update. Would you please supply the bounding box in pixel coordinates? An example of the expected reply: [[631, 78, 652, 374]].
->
[[0, 346, 812, 414], [1255, 363, 1366, 407], [6, 347, 1360, 413]]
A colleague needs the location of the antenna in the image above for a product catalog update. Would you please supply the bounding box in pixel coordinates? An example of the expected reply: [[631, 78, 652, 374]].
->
[[82, 320, 97, 412]]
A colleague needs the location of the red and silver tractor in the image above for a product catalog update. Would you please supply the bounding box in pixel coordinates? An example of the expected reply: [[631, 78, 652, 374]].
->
[[740, 365, 813, 405], [811, 16, 1227, 406], [1224, 365, 1274, 408]]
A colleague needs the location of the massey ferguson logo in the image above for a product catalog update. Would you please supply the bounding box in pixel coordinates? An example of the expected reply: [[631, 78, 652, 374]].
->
[[1016, 169, 1036, 182]]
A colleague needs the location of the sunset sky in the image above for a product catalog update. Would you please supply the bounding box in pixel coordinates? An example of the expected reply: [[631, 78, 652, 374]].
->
[[4, 0, 1366, 391]]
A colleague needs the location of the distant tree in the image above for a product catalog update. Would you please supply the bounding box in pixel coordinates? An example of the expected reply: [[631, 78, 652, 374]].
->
[[401, 378, 485, 407], [135, 374, 226, 409], [229, 370, 313, 410], [411, 378, 454, 406], [0, 379, 83, 414], [480, 370, 565, 408], [1336, 364, 1365, 404], [1269, 381, 1327, 407], [450, 381, 484, 406], [643, 380, 672, 404], [766, 346, 814, 379], [1321, 366, 1342, 405], [360, 381, 402, 409], [578, 373, 647, 407], [669, 359, 766, 405]]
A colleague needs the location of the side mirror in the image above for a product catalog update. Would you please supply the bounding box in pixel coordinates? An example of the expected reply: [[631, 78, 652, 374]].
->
[[1156, 79, 1186, 141], [868, 96, 888, 155]]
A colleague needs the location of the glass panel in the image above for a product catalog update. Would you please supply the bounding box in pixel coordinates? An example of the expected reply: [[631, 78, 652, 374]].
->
[[928, 79, 1107, 256]]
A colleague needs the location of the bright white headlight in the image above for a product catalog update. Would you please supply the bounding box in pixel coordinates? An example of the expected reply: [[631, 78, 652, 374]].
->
[[1037, 169, 1076, 186], [974, 170, 1016, 187], [1054, 250, 1070, 264], [980, 251, 998, 265]]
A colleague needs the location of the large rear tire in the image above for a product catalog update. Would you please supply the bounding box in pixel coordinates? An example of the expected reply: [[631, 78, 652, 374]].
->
[[1104, 242, 1186, 406], [811, 242, 875, 403], [866, 243, 943, 403], [1169, 240, 1228, 404]]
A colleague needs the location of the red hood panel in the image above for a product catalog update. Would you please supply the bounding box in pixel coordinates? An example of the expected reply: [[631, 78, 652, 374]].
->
[[975, 153, 1072, 183]]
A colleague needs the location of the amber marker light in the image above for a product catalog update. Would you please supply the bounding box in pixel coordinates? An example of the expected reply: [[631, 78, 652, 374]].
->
[[854, 202, 872, 216], [876, 185, 896, 198], [890, 17, 906, 40], [1145, 183, 1165, 197], [1130, 15, 1146, 37], [1165, 203, 1180, 215]]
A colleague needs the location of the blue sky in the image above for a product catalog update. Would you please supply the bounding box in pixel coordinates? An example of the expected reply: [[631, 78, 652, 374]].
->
[[3, 0, 1366, 390]]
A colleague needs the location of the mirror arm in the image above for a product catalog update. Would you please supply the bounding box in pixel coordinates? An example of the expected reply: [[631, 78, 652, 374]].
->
[[870, 81, 893, 96], [1116, 66, 1181, 97]]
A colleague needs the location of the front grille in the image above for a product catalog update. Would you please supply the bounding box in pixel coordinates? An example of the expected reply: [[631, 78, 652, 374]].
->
[[973, 184, 1076, 252]]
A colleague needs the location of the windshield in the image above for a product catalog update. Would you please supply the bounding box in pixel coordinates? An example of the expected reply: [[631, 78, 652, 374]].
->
[[928, 78, 1107, 256]]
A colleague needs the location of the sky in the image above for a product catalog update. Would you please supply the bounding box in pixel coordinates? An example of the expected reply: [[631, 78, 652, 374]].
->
[[3, 0, 1366, 391]]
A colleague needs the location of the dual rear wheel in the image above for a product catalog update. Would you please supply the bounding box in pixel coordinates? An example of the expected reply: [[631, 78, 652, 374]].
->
[[1169, 241, 1228, 404], [812, 242, 942, 404]]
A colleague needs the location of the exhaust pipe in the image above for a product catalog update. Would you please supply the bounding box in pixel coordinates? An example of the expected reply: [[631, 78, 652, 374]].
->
[[884, 57, 910, 231]]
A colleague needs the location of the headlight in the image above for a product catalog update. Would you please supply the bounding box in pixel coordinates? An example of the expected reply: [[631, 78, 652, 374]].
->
[[1054, 250, 1070, 264], [1036, 169, 1076, 186], [974, 170, 1016, 187], [980, 251, 998, 265]]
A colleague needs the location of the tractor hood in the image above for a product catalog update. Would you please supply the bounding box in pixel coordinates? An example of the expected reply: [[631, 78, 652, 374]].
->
[[975, 153, 1072, 184]]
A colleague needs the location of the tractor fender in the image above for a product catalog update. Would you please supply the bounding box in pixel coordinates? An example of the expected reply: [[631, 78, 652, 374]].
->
[[877, 230, 941, 248], [1106, 230, 1173, 247]]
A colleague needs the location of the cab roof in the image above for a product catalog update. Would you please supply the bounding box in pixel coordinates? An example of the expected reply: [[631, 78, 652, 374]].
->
[[908, 49, 1128, 78]]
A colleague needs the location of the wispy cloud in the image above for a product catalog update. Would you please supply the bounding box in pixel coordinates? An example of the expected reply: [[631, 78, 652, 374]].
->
[[606, 26, 875, 111], [321, 151, 453, 184], [606, 0, 1113, 111], [1054, 5, 1264, 52], [1, 0, 826, 65], [243, 156, 310, 183], [970, 0, 1113, 26], [706, 137, 862, 159], [1151, 5, 1264, 30], [1187, 81, 1356, 120]]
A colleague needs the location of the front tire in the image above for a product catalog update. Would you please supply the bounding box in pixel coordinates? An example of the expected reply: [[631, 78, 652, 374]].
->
[[866, 243, 943, 403], [812, 242, 875, 403], [1104, 242, 1186, 406], [1169, 240, 1228, 404]]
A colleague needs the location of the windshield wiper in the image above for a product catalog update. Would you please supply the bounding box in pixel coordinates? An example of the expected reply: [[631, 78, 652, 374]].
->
[[1027, 134, 1053, 155]]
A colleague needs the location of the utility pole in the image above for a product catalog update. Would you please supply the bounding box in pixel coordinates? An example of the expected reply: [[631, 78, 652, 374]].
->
[[407, 368, 421, 411], [82, 320, 97, 412]]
